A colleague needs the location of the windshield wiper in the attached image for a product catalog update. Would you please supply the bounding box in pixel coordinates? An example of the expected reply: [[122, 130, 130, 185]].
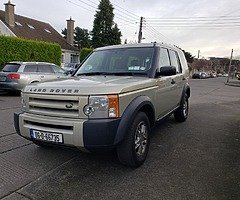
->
[[76, 72, 108, 76], [77, 72, 136, 76]]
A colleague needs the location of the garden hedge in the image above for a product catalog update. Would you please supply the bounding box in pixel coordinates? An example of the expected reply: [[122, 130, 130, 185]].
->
[[0, 36, 61, 70], [80, 48, 93, 62]]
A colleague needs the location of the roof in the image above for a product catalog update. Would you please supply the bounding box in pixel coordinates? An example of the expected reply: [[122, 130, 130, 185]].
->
[[0, 10, 79, 52], [95, 42, 180, 51], [8, 61, 59, 65]]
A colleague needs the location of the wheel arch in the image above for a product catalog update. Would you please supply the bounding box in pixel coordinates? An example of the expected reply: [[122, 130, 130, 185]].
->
[[114, 96, 155, 145]]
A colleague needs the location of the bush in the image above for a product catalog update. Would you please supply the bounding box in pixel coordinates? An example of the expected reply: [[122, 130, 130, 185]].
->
[[0, 36, 61, 70], [80, 48, 93, 62]]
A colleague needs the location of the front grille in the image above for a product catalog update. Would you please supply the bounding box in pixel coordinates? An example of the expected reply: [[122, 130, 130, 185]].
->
[[24, 120, 73, 130], [28, 95, 80, 118]]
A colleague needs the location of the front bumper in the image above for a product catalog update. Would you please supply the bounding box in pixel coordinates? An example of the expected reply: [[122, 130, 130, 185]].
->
[[14, 112, 121, 150]]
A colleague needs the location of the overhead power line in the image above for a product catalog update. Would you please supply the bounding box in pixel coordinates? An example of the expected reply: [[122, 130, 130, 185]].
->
[[146, 15, 240, 20]]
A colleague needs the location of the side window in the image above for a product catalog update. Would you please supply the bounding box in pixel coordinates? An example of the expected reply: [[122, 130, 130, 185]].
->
[[52, 65, 65, 73], [37, 65, 54, 73], [169, 50, 182, 73], [159, 48, 170, 69], [23, 65, 38, 72]]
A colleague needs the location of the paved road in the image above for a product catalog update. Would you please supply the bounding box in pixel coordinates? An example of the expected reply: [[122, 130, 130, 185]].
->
[[0, 78, 239, 200]]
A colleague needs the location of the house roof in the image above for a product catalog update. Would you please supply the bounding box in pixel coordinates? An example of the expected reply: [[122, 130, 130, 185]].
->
[[0, 10, 79, 52]]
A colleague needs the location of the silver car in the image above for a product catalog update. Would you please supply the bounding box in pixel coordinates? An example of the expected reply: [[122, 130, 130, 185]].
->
[[0, 62, 68, 92]]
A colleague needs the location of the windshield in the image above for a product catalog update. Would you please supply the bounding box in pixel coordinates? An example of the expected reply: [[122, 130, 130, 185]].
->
[[2, 63, 21, 72], [75, 47, 154, 76]]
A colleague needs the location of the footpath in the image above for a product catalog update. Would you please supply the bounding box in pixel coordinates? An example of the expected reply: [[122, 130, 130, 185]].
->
[[225, 78, 240, 87]]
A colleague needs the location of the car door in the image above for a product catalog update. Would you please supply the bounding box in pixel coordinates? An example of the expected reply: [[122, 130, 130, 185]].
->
[[37, 64, 55, 82], [22, 64, 39, 85], [168, 49, 184, 106], [155, 48, 179, 118]]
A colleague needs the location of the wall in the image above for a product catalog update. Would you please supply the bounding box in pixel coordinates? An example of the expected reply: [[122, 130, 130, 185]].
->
[[0, 20, 15, 36]]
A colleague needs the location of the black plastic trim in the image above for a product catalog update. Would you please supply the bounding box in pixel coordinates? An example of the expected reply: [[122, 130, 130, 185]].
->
[[114, 96, 155, 144], [14, 111, 23, 135], [83, 118, 121, 149]]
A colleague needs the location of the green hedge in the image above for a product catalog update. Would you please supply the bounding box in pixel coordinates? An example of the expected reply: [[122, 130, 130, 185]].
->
[[80, 48, 93, 62], [0, 36, 61, 70]]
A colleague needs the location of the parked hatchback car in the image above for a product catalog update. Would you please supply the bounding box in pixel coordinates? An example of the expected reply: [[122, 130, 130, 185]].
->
[[0, 62, 68, 92]]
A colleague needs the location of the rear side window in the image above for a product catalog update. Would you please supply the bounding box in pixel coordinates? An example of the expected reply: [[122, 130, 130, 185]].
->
[[169, 50, 182, 73], [2, 63, 21, 72], [23, 65, 38, 72], [37, 65, 53, 73]]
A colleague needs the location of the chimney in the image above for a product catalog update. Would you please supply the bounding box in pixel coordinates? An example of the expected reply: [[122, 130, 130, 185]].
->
[[4, 0, 15, 27], [66, 17, 74, 46]]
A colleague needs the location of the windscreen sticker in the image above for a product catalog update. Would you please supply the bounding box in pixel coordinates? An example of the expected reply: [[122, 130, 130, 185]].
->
[[129, 66, 140, 70]]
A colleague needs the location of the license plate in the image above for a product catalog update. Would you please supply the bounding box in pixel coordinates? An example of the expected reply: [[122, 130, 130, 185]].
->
[[0, 76, 6, 82], [30, 129, 63, 144]]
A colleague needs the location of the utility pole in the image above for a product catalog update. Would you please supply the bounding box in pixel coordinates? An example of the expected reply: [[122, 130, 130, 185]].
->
[[226, 49, 233, 83], [138, 17, 143, 43], [197, 50, 200, 59]]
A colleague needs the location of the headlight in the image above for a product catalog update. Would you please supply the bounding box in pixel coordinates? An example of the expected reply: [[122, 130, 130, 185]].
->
[[21, 91, 27, 111], [83, 95, 119, 118]]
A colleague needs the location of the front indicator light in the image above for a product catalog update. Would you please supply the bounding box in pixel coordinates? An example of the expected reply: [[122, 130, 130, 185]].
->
[[108, 95, 119, 118]]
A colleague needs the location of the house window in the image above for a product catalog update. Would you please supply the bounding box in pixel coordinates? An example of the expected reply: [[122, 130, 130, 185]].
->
[[44, 29, 51, 33], [71, 54, 78, 63], [15, 22, 23, 26], [27, 24, 35, 29]]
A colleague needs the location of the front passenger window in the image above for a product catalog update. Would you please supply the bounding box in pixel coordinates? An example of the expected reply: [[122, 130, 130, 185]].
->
[[159, 48, 170, 69], [37, 65, 54, 73]]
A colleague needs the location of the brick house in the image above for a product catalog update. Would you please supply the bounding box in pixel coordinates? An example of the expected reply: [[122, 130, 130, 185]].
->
[[0, 1, 79, 65]]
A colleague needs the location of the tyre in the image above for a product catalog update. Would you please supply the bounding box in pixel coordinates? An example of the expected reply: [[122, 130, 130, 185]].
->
[[117, 112, 150, 168], [174, 93, 189, 122]]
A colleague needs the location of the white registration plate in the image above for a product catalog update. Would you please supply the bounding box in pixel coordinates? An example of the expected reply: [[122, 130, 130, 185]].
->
[[0, 76, 6, 82], [30, 129, 63, 144]]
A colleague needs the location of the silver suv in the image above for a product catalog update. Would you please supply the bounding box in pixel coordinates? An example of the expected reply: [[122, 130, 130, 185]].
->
[[0, 62, 67, 92], [14, 43, 190, 167]]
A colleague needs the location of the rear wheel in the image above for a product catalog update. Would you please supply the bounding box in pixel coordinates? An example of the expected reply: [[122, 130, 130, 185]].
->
[[174, 93, 189, 122], [117, 112, 150, 168]]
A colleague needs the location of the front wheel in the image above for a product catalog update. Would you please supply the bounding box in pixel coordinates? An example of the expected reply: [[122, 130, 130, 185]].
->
[[117, 112, 150, 168], [174, 94, 189, 122]]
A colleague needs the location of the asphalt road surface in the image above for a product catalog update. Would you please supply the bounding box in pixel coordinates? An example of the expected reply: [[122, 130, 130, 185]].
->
[[0, 77, 239, 200]]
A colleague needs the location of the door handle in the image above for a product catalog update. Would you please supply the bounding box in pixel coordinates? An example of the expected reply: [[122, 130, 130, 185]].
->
[[40, 76, 44, 78], [171, 79, 176, 84]]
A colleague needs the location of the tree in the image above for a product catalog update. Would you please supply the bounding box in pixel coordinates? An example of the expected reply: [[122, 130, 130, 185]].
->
[[91, 0, 122, 48], [61, 28, 67, 39], [74, 27, 91, 49], [183, 51, 194, 63], [175, 46, 194, 63]]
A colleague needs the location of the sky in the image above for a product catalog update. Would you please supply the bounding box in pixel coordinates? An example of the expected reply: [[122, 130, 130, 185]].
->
[[1, 0, 240, 58]]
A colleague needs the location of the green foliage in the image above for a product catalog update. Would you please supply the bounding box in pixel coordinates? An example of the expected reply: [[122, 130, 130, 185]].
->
[[0, 36, 61, 70], [61, 28, 67, 39], [74, 27, 91, 48], [91, 0, 122, 48], [184, 51, 194, 63], [80, 48, 93, 62], [176, 46, 194, 63]]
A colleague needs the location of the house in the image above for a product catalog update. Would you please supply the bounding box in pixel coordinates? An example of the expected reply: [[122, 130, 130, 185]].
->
[[0, 1, 79, 65]]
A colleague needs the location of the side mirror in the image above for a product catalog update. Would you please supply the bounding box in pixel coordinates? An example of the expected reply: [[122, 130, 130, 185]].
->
[[156, 66, 177, 76]]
